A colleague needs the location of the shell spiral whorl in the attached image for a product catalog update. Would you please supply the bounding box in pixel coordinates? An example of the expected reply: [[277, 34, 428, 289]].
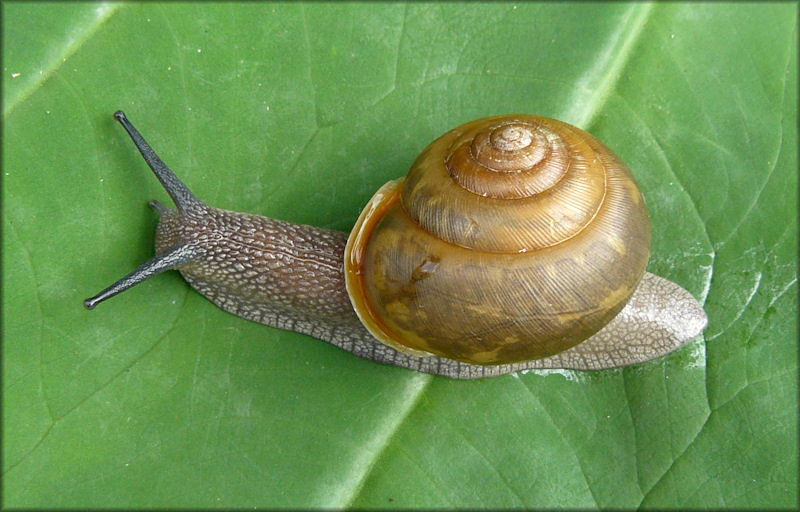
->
[[403, 116, 624, 253], [345, 115, 652, 365]]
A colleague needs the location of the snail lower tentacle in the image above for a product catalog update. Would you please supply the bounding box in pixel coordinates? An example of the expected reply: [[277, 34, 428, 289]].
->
[[84, 112, 707, 379]]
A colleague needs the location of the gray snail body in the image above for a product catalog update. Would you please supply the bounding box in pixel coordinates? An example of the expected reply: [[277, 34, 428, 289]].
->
[[85, 111, 707, 379]]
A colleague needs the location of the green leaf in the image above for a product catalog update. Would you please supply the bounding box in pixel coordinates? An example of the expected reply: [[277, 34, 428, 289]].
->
[[3, 3, 796, 508]]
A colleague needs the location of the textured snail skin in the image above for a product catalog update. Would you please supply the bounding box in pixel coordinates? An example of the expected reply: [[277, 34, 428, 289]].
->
[[155, 206, 705, 378], [84, 112, 708, 379]]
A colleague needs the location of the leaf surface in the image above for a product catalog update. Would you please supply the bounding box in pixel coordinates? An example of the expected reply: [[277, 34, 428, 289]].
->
[[2, 3, 797, 508]]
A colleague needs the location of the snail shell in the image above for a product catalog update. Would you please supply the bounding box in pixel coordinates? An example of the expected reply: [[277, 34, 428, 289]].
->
[[345, 116, 650, 364], [84, 112, 706, 379]]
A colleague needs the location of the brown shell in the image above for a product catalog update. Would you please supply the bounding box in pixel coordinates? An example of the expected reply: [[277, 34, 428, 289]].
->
[[344, 115, 651, 365]]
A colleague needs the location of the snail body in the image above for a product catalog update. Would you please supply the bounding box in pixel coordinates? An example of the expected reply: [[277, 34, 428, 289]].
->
[[85, 112, 707, 379]]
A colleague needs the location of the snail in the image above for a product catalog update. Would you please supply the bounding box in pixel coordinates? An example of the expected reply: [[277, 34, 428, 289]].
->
[[85, 111, 707, 379]]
